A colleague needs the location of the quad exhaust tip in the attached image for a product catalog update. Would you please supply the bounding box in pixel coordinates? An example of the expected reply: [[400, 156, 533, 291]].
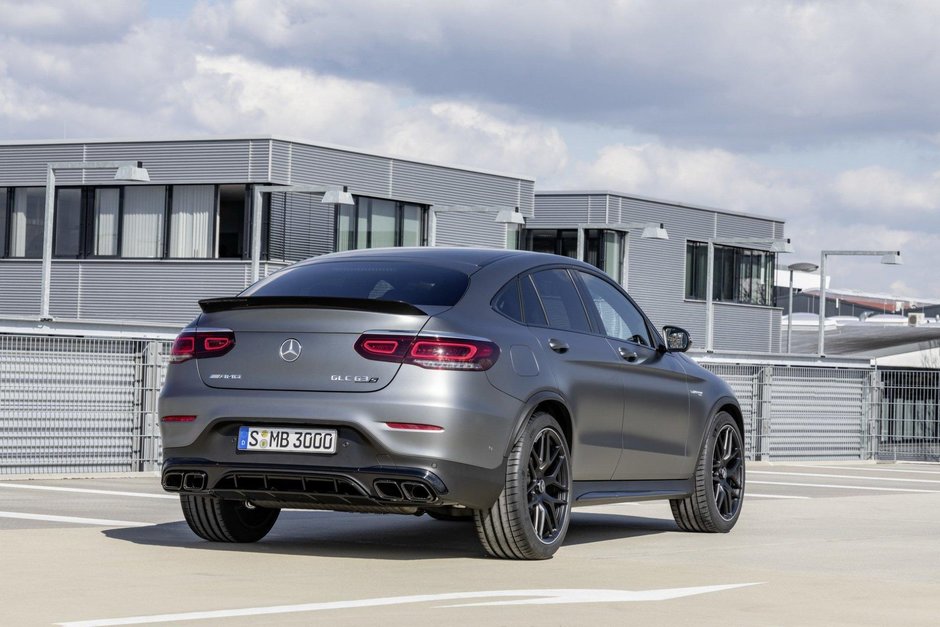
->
[[163, 471, 207, 492], [374, 479, 436, 503]]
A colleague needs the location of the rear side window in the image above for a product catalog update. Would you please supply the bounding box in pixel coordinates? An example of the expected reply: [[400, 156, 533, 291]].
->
[[529, 269, 592, 333], [243, 261, 470, 306], [520, 275, 547, 326], [493, 280, 523, 322]]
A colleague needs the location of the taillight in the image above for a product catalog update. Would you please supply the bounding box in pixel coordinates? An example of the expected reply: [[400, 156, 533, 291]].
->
[[355, 334, 499, 371], [170, 329, 236, 364]]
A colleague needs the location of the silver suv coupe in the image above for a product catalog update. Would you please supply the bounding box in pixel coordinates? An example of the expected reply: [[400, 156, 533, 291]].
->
[[159, 248, 745, 559]]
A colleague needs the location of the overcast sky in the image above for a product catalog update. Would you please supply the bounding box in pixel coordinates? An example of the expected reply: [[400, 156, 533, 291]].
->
[[1, 0, 939, 297]]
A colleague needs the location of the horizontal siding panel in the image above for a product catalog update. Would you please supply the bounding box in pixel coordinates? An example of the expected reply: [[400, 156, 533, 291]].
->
[[0, 262, 42, 316], [84, 141, 254, 184], [270, 141, 292, 184], [392, 160, 523, 208], [76, 262, 253, 324], [435, 211, 505, 248], [717, 212, 775, 240], [518, 180, 535, 216], [531, 194, 590, 225], [248, 139, 271, 182], [0, 144, 85, 185], [289, 144, 390, 197], [587, 194, 608, 223]]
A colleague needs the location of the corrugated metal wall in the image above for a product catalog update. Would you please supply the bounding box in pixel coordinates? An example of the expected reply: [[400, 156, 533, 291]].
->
[[0, 261, 286, 323], [434, 211, 506, 249]]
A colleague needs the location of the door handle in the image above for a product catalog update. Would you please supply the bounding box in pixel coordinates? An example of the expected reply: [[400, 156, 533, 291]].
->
[[618, 346, 639, 363], [548, 338, 569, 354]]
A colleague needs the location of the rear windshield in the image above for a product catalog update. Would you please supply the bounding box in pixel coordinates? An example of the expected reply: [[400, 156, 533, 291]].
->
[[242, 261, 470, 307]]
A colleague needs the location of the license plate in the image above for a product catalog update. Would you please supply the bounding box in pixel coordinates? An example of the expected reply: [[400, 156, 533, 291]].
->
[[237, 426, 337, 454]]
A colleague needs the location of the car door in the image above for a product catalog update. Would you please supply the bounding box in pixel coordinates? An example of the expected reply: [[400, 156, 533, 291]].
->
[[523, 268, 625, 480], [574, 271, 692, 480]]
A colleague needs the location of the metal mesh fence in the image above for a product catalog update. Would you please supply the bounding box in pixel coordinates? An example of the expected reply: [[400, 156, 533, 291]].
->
[[0, 334, 170, 475], [1, 331, 939, 475], [874, 369, 940, 462]]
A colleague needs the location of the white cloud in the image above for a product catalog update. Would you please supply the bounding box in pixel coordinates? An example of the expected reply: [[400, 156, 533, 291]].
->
[[834, 166, 940, 212], [563, 142, 813, 218]]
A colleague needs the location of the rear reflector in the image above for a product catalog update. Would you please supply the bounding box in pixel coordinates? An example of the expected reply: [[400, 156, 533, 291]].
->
[[170, 329, 236, 364], [385, 422, 444, 432], [162, 415, 197, 423], [355, 334, 499, 371]]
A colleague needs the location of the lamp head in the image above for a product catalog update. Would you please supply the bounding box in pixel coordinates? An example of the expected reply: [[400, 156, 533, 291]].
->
[[114, 161, 150, 183], [321, 186, 356, 206], [788, 261, 819, 273], [640, 223, 669, 240], [495, 209, 525, 225], [771, 238, 795, 253], [881, 251, 903, 265]]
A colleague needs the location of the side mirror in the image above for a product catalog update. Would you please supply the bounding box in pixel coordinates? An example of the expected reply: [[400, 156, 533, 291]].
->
[[662, 326, 692, 352]]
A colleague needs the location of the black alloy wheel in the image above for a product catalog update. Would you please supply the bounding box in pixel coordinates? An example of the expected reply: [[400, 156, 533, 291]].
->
[[670, 411, 745, 533], [712, 423, 744, 520], [475, 411, 573, 559], [526, 426, 570, 544]]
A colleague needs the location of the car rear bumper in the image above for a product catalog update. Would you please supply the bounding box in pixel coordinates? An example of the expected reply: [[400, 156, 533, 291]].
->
[[161, 454, 506, 510]]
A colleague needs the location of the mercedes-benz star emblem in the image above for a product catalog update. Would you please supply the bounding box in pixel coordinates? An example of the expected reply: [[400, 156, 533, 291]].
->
[[279, 338, 302, 362]]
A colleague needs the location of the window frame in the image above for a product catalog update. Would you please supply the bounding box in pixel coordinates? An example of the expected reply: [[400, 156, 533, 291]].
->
[[333, 196, 428, 252], [0, 184, 252, 261], [684, 239, 777, 307]]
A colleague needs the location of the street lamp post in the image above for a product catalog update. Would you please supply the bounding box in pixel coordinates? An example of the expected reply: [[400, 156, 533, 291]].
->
[[817, 250, 903, 356], [249, 184, 355, 283], [41, 160, 150, 320], [427, 205, 525, 248], [704, 237, 794, 352], [786, 261, 819, 353]]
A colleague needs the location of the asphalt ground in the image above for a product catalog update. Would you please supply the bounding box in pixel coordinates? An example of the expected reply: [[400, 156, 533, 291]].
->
[[1, 462, 939, 626]]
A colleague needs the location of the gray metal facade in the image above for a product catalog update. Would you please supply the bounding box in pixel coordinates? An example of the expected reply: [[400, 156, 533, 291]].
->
[[532, 191, 786, 353], [0, 137, 534, 324]]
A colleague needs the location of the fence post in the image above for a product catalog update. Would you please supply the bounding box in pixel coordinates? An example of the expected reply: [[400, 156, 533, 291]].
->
[[754, 366, 773, 461], [139, 341, 162, 471]]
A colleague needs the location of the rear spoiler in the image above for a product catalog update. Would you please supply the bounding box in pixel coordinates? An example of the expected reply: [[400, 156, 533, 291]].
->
[[199, 296, 428, 316]]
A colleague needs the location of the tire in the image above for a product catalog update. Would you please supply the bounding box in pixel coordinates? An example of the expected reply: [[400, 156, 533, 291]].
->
[[180, 494, 280, 543], [670, 411, 745, 533], [426, 507, 475, 522], [474, 411, 572, 560]]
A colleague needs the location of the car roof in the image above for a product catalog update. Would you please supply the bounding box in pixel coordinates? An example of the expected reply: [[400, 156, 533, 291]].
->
[[299, 247, 577, 274]]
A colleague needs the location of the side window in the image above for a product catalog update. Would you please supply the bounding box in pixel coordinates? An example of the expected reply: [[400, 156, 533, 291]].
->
[[520, 275, 547, 326], [493, 279, 523, 322], [529, 269, 592, 333], [578, 271, 653, 346]]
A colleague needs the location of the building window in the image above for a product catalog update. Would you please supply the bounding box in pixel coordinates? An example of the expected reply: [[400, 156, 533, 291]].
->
[[686, 241, 776, 306], [0, 184, 250, 261], [334, 197, 426, 251], [53, 188, 83, 258], [10, 187, 45, 258], [0, 188, 9, 258], [523, 228, 624, 282], [122, 186, 167, 258], [217, 185, 247, 258], [168, 185, 215, 258], [92, 188, 120, 256]]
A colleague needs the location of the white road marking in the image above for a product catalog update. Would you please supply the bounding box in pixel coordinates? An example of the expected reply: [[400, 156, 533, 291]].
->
[[57, 584, 763, 626], [801, 465, 940, 475], [746, 493, 810, 499], [750, 471, 940, 484], [749, 480, 939, 493], [0, 511, 153, 527], [0, 483, 176, 499]]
